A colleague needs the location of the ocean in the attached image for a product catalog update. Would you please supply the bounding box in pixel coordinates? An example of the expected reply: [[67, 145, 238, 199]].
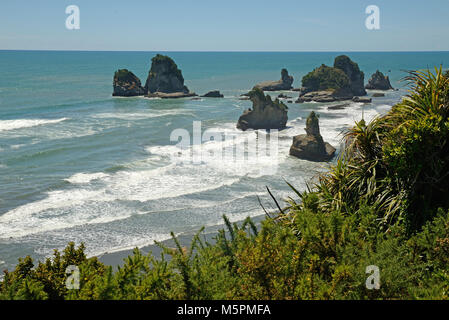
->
[[1, 51, 448, 271]]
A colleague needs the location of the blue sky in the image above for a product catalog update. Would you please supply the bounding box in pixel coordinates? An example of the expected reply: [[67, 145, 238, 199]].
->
[[1, 0, 448, 51]]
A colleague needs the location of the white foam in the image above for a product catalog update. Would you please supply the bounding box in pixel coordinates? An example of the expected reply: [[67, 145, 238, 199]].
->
[[92, 110, 194, 120], [65, 172, 110, 184], [0, 118, 68, 132], [0, 162, 243, 238], [10, 144, 25, 150]]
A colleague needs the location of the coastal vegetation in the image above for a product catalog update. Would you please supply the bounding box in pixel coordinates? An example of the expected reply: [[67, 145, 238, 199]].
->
[[1, 67, 449, 300], [302, 64, 350, 92]]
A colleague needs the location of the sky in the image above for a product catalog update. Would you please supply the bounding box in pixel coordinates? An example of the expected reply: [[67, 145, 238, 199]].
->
[[0, 0, 448, 51]]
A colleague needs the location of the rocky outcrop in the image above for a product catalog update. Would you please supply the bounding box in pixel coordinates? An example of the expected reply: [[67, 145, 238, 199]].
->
[[202, 90, 224, 98], [145, 54, 196, 98], [296, 90, 353, 103], [112, 69, 146, 97], [298, 56, 366, 103], [254, 69, 294, 91], [299, 64, 353, 103], [236, 87, 288, 131], [289, 111, 336, 162], [334, 55, 366, 96], [352, 96, 372, 103], [365, 71, 394, 90]]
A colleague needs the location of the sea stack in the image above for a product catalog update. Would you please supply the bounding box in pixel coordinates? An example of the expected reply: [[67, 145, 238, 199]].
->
[[236, 87, 288, 131], [297, 55, 366, 103], [333, 55, 366, 96], [112, 69, 146, 97], [255, 68, 294, 91], [365, 70, 394, 90], [289, 111, 336, 162], [145, 54, 196, 98]]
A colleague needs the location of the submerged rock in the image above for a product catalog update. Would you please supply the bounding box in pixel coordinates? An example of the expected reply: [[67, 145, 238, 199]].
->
[[372, 93, 385, 97], [112, 69, 146, 97], [289, 111, 336, 162], [365, 70, 394, 90], [352, 96, 372, 103], [202, 90, 224, 98], [148, 92, 197, 99], [145, 54, 196, 98], [327, 103, 350, 110], [296, 89, 353, 103], [255, 69, 294, 91], [236, 87, 288, 131]]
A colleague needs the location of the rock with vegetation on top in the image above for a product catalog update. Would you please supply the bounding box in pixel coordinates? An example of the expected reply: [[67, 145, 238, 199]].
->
[[145, 54, 196, 98], [297, 56, 366, 103], [236, 87, 288, 131], [112, 69, 146, 97], [201, 90, 224, 98], [289, 111, 336, 162], [254, 69, 294, 91], [297, 65, 353, 103], [333, 55, 366, 96], [365, 70, 394, 90]]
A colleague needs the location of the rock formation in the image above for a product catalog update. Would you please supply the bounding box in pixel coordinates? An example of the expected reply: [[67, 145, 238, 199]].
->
[[254, 69, 294, 91], [365, 70, 394, 90], [112, 69, 146, 97], [297, 56, 366, 103], [333, 55, 366, 96], [289, 111, 336, 162], [236, 87, 288, 131], [352, 96, 372, 103], [298, 64, 353, 103], [145, 54, 196, 98], [202, 90, 224, 98]]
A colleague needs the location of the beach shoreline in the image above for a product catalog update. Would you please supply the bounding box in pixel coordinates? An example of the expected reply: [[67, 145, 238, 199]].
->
[[97, 214, 266, 267]]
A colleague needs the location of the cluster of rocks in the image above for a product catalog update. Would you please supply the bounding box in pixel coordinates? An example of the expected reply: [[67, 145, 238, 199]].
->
[[113, 54, 196, 98], [296, 55, 366, 103], [112, 55, 398, 163], [289, 111, 336, 162], [293, 56, 395, 104], [113, 55, 229, 99]]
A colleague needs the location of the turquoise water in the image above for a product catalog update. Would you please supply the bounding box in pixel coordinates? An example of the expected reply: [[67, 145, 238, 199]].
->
[[1, 51, 449, 271]]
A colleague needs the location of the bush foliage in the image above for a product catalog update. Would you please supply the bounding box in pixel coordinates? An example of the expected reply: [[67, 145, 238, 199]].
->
[[302, 64, 351, 92]]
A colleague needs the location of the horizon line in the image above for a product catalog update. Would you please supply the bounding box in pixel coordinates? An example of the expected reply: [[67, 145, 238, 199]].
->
[[1, 49, 449, 53]]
